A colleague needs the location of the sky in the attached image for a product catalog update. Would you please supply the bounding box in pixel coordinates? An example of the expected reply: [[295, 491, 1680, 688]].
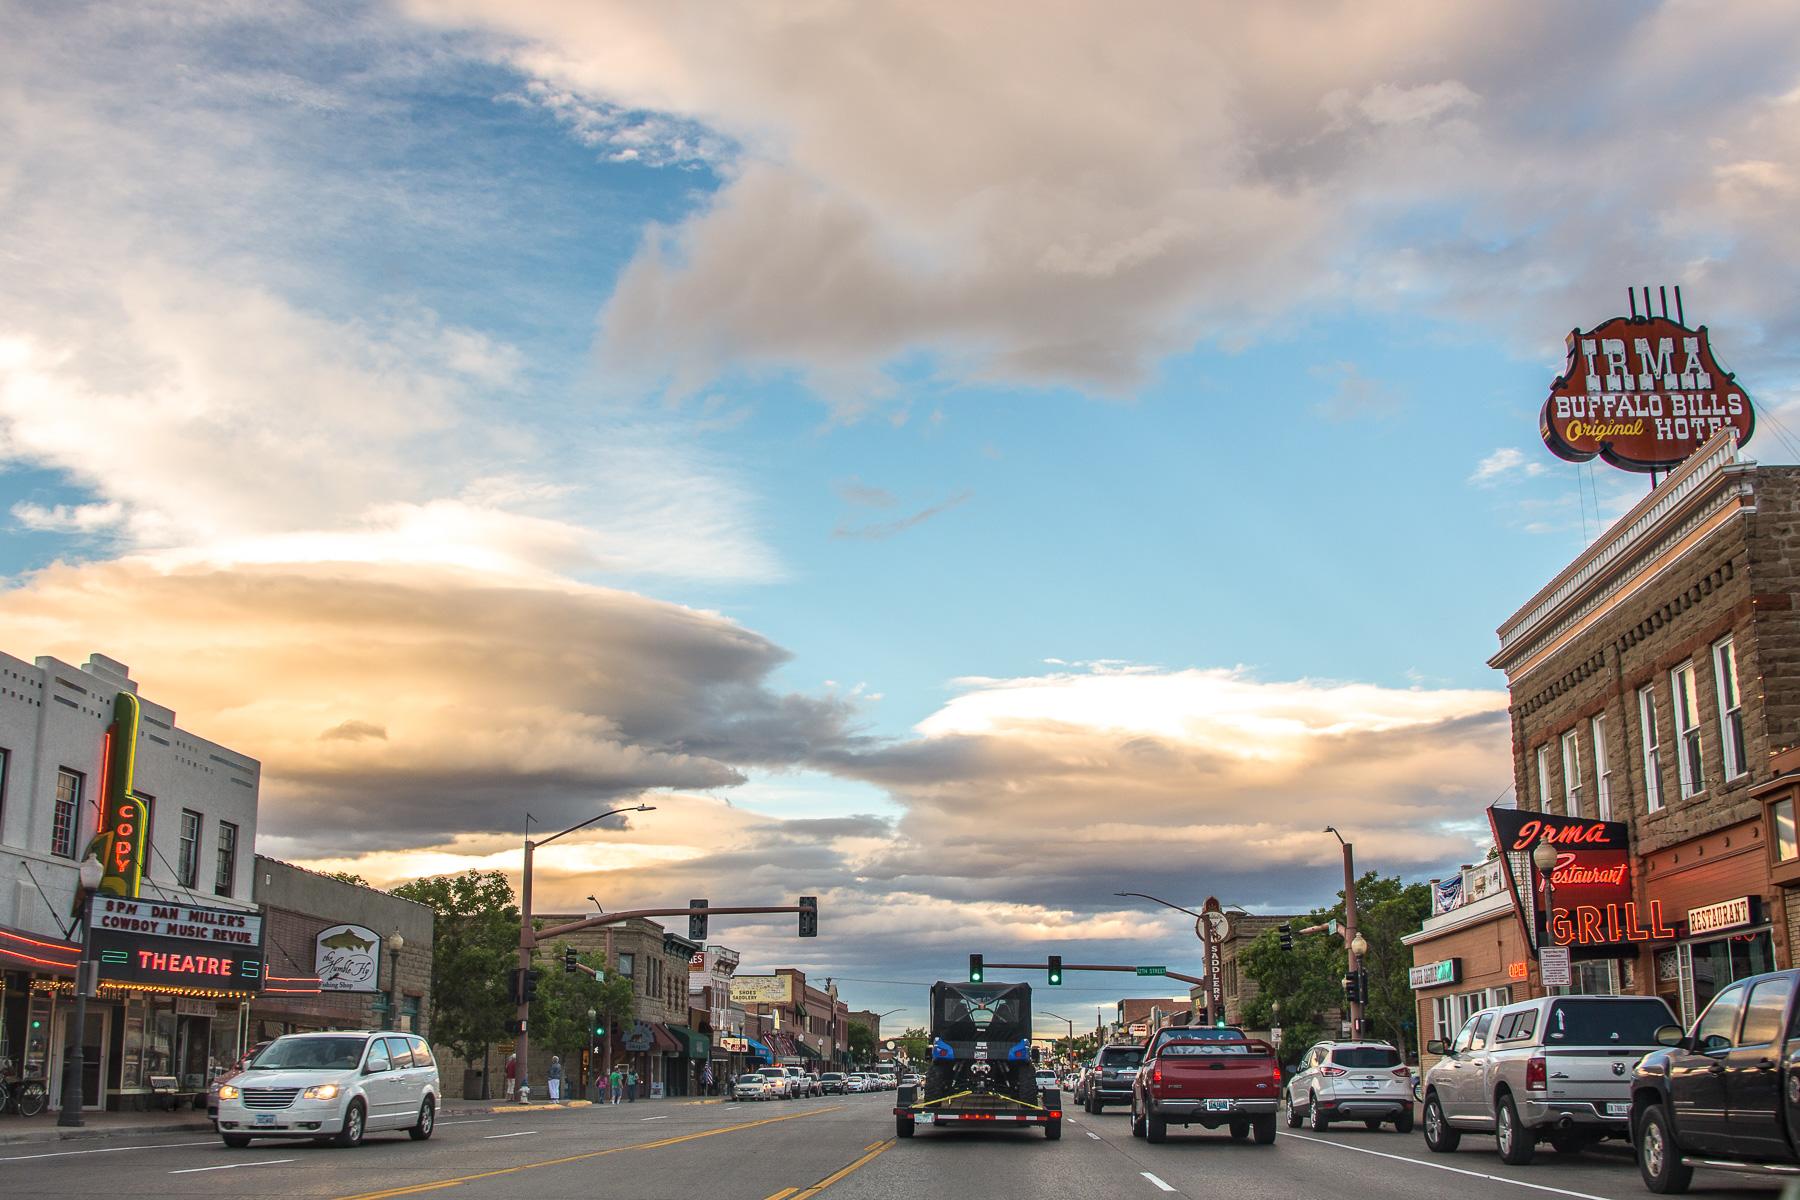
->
[[4, 0, 1800, 1033]]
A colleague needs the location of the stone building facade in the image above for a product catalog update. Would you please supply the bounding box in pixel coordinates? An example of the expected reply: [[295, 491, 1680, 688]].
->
[[1478, 433, 1800, 1025]]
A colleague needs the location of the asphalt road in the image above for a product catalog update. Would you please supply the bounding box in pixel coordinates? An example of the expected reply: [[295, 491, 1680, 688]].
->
[[1, 1092, 1785, 1200]]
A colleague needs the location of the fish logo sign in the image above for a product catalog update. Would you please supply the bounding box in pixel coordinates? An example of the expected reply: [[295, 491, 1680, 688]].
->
[[315, 923, 382, 992]]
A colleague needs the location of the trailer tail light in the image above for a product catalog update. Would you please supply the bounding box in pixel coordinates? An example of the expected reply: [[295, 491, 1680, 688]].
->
[[1321, 1066, 1347, 1077], [1526, 1056, 1547, 1092]]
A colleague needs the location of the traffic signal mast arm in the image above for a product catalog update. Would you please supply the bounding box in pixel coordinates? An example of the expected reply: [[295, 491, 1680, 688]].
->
[[980, 960, 1206, 988], [531, 904, 809, 946]]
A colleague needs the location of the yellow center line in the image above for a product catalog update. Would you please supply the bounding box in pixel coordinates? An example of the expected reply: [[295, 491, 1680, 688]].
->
[[332, 1106, 844, 1200], [792, 1138, 895, 1200], [763, 1189, 800, 1200]]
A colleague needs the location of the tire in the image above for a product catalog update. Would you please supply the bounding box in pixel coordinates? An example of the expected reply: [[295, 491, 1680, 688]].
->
[[409, 1097, 435, 1141], [1422, 1093, 1459, 1153], [1285, 1099, 1302, 1129], [15, 1081, 46, 1118], [333, 1099, 367, 1148], [1636, 1104, 1692, 1194], [896, 1114, 915, 1139], [1253, 1113, 1277, 1145], [1146, 1109, 1168, 1144], [1131, 1101, 1147, 1139], [1495, 1093, 1536, 1166], [1230, 1119, 1249, 1141], [1395, 1107, 1414, 1134], [221, 1133, 252, 1149], [1045, 1119, 1062, 1141], [1085, 1095, 1098, 1114], [1308, 1093, 1329, 1132]]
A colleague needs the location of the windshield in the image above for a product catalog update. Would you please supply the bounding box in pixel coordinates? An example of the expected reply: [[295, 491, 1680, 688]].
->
[[1332, 1047, 1401, 1068], [1545, 999, 1673, 1045], [249, 1036, 366, 1071], [1099, 1047, 1145, 1067], [822, 1073, 844, 1080], [1151, 1027, 1242, 1051], [1159, 1041, 1249, 1055], [736, 1074, 764, 1084]]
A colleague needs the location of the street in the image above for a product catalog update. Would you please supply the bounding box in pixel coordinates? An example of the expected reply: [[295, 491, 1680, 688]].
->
[[2, 1092, 1785, 1200]]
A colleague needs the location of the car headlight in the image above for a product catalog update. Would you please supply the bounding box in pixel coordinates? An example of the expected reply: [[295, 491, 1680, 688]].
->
[[302, 1083, 342, 1101], [217, 1084, 240, 1101]]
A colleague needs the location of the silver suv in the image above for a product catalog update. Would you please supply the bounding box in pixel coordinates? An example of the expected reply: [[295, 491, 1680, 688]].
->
[[1284, 1040, 1414, 1132], [1421, 993, 1676, 1164]]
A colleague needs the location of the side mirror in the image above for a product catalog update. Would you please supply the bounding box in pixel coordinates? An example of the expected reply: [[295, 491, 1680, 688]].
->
[[1425, 1040, 1447, 1056], [1655, 1024, 1686, 1048], [364, 1061, 387, 1074]]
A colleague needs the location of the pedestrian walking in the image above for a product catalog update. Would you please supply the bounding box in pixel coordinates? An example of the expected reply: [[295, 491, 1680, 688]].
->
[[626, 1067, 638, 1102], [547, 1056, 562, 1103], [608, 1067, 623, 1105], [504, 1053, 517, 1101]]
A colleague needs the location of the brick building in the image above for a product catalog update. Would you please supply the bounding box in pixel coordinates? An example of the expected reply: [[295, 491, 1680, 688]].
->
[[1411, 432, 1800, 1045], [734, 968, 851, 1070]]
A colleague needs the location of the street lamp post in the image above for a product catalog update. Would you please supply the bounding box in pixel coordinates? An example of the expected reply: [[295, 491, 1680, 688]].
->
[[1325, 827, 1364, 1040], [1532, 831, 1559, 992], [515, 804, 655, 1101], [57, 854, 104, 1127], [387, 930, 406, 1030], [587, 1008, 598, 1100]]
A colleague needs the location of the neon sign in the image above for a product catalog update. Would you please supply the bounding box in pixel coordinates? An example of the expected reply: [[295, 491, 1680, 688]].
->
[[1547, 901, 1675, 945], [90, 692, 148, 898]]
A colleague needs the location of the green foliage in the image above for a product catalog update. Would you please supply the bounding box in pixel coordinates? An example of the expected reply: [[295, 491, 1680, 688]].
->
[[530, 944, 626, 1061], [390, 870, 519, 1063], [894, 1026, 929, 1063], [847, 1023, 876, 1064], [320, 870, 373, 888], [1239, 872, 1433, 1064]]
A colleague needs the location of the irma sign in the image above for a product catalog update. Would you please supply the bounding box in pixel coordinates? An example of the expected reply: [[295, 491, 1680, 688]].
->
[[1541, 313, 1752, 472]]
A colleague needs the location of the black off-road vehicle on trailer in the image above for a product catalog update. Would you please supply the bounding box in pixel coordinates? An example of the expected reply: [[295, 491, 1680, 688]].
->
[[894, 981, 1062, 1140]]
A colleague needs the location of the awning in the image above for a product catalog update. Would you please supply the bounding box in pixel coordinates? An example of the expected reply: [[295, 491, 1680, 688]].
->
[[745, 1038, 772, 1060], [793, 1040, 822, 1060], [650, 1023, 684, 1054], [667, 1025, 710, 1058], [0, 924, 78, 974]]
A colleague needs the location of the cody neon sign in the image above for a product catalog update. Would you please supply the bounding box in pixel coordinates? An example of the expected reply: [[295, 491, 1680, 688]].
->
[[91, 692, 149, 898]]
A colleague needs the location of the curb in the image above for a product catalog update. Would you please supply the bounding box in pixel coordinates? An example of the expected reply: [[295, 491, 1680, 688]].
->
[[0, 1119, 216, 1146]]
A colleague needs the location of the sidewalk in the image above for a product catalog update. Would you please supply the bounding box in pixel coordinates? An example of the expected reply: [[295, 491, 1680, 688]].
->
[[0, 1092, 722, 1145]]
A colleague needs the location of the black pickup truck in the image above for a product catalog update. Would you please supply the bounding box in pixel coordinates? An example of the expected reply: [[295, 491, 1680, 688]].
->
[[1630, 967, 1800, 1192]]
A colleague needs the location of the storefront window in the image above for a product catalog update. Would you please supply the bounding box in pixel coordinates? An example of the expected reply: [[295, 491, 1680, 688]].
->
[[1774, 798, 1798, 862], [146, 1004, 177, 1079], [120, 996, 147, 1089], [24, 989, 53, 1080], [1686, 928, 1775, 1015]]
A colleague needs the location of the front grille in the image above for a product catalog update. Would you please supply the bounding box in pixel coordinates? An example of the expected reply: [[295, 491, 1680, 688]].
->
[[242, 1087, 300, 1110]]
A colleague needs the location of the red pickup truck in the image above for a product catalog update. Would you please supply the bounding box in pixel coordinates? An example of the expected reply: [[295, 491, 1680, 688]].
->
[[1131, 1036, 1282, 1144]]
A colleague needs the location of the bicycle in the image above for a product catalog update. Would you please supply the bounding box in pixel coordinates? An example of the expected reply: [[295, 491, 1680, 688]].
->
[[0, 1058, 49, 1117]]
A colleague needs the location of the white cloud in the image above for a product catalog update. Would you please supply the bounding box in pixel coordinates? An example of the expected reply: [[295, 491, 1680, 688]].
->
[[1470, 447, 1550, 485], [10, 500, 125, 533]]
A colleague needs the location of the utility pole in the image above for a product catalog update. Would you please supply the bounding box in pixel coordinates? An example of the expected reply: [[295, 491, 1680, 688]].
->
[[1327, 827, 1365, 1040]]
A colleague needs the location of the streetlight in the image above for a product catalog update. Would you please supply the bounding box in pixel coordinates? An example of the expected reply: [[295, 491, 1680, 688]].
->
[[1532, 831, 1559, 978], [514, 803, 655, 1099], [1351, 932, 1368, 958], [1040, 1010, 1076, 1039], [57, 853, 104, 1127], [1324, 827, 1364, 1039], [587, 1008, 599, 1100], [387, 930, 406, 1030]]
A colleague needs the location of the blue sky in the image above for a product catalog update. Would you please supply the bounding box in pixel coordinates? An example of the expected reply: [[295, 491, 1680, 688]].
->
[[3, 0, 1798, 1023]]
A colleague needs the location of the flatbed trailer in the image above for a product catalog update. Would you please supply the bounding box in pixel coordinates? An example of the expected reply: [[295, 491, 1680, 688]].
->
[[893, 1085, 1063, 1138], [894, 981, 1062, 1141]]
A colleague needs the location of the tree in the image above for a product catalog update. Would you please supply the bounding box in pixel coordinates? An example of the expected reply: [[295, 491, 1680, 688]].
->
[[321, 870, 373, 888], [894, 1026, 929, 1064], [530, 944, 619, 1061], [391, 871, 518, 1066], [847, 1023, 876, 1065]]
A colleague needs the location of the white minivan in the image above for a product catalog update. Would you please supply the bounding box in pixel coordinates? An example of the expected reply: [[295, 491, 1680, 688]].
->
[[215, 1031, 440, 1148]]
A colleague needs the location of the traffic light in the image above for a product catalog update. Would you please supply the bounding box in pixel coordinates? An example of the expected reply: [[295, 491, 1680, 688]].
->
[[563, 945, 578, 974], [1047, 954, 1062, 985], [798, 895, 818, 938], [505, 1019, 523, 1035], [969, 953, 984, 983], [1278, 922, 1294, 951], [509, 967, 525, 1004], [1356, 968, 1369, 1003], [690, 898, 709, 941], [1342, 972, 1361, 1005], [592, 1018, 606, 1037], [523, 968, 542, 1004]]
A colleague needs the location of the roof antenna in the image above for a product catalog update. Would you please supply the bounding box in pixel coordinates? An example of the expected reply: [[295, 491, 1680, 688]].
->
[[1659, 285, 1669, 319], [1628, 287, 1638, 319], [1674, 286, 1685, 325]]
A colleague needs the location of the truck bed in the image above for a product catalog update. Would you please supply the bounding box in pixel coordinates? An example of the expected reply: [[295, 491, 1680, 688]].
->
[[1139, 1038, 1282, 1128]]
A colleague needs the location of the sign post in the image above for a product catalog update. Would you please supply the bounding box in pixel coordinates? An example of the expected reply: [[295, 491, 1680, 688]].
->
[[1200, 897, 1227, 1024]]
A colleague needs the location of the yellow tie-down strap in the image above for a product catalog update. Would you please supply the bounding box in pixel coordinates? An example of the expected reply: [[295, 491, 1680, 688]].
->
[[915, 1089, 1048, 1113]]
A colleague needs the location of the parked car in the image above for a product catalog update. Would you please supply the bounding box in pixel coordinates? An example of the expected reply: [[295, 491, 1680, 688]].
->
[[733, 1072, 774, 1101], [1131, 1033, 1281, 1144], [1422, 993, 1677, 1164], [207, 1040, 274, 1121], [756, 1065, 792, 1099], [901, 1073, 922, 1088], [1631, 968, 1800, 1193], [214, 1031, 439, 1148], [782, 1066, 815, 1097], [1284, 1040, 1414, 1132], [819, 1071, 849, 1094], [1034, 1068, 1060, 1094], [1084, 1043, 1146, 1113]]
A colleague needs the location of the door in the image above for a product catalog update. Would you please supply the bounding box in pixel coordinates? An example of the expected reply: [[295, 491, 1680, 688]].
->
[[1438, 1013, 1493, 1122], [360, 1037, 397, 1127], [48, 1007, 109, 1112], [1289, 1045, 1321, 1108], [1668, 983, 1743, 1153], [1723, 975, 1792, 1159]]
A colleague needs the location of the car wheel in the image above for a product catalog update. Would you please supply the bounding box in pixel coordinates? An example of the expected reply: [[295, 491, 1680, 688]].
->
[[1285, 1098, 1302, 1129], [1045, 1119, 1061, 1141], [1085, 1095, 1097, 1114], [1131, 1101, 1147, 1139], [220, 1133, 252, 1149], [1308, 1092, 1329, 1131], [1395, 1107, 1414, 1134], [1146, 1109, 1168, 1144], [1636, 1104, 1692, 1194], [1422, 1093, 1459, 1153], [333, 1099, 367, 1148], [1253, 1113, 1277, 1145], [1495, 1093, 1536, 1166], [409, 1097, 435, 1141], [1230, 1119, 1249, 1141], [896, 1114, 915, 1139]]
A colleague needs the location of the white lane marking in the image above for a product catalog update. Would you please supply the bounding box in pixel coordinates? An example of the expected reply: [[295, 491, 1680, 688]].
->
[[639, 1115, 670, 1121], [0, 1140, 217, 1163], [170, 1158, 296, 1175], [436, 1118, 495, 1126], [1086, 1130, 1101, 1140], [482, 1130, 538, 1139], [1277, 1132, 1615, 1200], [1141, 1172, 1177, 1192]]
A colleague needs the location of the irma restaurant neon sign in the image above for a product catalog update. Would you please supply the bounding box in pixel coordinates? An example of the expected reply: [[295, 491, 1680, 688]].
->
[[1489, 809, 1673, 950]]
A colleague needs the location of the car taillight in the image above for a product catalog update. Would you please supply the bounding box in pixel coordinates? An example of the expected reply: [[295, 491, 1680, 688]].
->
[[1392, 1067, 1412, 1079], [1152, 1065, 1162, 1085], [1321, 1066, 1347, 1077], [1526, 1056, 1546, 1091], [1272, 1061, 1283, 1087]]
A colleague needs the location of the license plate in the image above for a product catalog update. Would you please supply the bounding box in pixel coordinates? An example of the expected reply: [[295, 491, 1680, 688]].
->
[[1606, 1102, 1631, 1117], [1205, 1099, 1232, 1112], [916, 1112, 935, 1124], [254, 1113, 276, 1126]]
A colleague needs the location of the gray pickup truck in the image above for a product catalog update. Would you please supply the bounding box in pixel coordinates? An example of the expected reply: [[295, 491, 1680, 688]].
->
[[1422, 993, 1677, 1164]]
